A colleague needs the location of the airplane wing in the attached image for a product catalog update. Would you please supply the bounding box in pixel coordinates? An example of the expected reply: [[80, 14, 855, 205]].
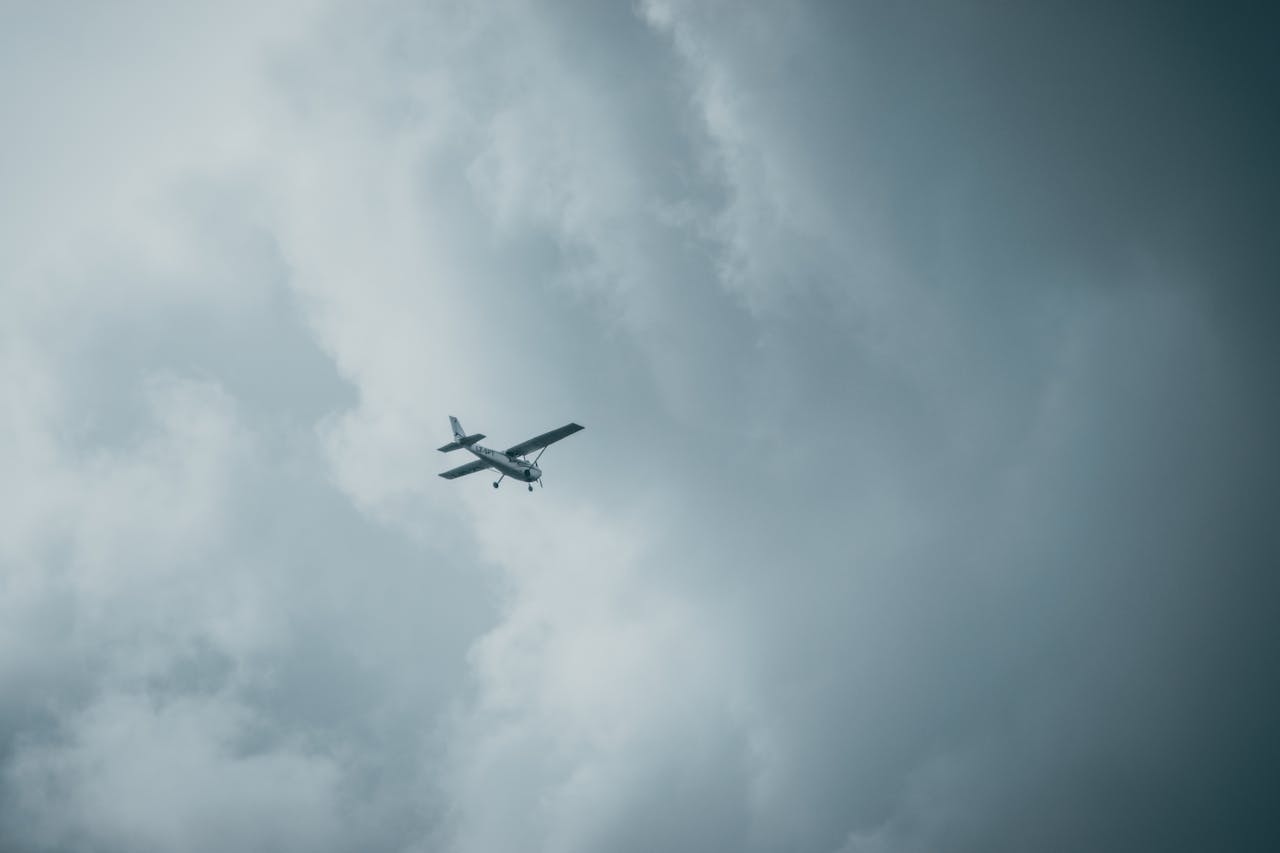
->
[[504, 423, 584, 459], [438, 458, 492, 480]]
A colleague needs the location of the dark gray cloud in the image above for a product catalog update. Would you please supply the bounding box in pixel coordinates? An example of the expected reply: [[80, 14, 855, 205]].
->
[[2, 1, 1276, 851]]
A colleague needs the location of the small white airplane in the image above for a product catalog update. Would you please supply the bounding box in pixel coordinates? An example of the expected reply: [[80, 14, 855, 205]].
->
[[438, 416, 584, 491]]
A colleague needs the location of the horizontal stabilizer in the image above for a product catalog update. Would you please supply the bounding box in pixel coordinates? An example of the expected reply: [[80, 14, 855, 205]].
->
[[438, 433, 485, 452]]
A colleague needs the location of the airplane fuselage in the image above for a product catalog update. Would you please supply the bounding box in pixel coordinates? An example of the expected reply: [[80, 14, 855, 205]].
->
[[468, 444, 542, 483]]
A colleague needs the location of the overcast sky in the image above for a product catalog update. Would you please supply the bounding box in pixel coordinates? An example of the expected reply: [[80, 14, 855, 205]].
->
[[2, 2, 1277, 851]]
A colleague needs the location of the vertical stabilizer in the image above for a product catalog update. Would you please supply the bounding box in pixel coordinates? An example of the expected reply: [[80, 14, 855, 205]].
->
[[439, 416, 485, 452]]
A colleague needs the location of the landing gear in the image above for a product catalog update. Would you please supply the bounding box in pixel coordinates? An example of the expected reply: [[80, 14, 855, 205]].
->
[[493, 482, 499, 489], [493, 473, 505, 490], [528, 484, 533, 492]]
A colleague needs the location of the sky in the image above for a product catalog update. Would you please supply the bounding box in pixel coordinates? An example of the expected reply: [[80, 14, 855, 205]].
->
[[1, 2, 1277, 851]]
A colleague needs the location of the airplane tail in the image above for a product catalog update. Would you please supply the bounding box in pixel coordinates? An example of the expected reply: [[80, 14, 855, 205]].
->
[[438, 416, 485, 452]]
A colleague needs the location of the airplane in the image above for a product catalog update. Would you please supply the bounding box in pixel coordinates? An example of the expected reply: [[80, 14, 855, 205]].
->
[[438, 416, 584, 491]]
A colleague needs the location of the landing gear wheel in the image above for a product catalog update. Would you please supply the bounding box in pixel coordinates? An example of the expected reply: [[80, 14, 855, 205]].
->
[[528, 484, 534, 492], [493, 482, 499, 489]]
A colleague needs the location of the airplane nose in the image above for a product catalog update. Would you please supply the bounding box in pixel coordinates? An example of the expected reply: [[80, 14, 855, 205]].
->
[[529, 466, 541, 480]]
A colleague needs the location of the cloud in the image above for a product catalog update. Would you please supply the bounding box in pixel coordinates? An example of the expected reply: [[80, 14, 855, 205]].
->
[[5, 692, 344, 853], [1, 5, 488, 848], [2, 2, 1277, 852]]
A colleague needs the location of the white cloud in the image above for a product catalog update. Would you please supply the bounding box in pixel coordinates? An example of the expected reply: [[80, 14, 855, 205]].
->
[[5, 692, 344, 853], [3, 2, 1275, 852]]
